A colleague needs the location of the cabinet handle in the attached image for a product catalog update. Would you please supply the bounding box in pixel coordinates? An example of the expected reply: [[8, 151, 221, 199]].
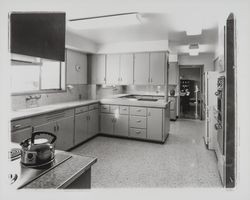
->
[[136, 120, 141, 123], [57, 124, 59, 132], [122, 108, 127, 110], [148, 77, 150, 83], [135, 130, 141, 134], [89, 115, 91, 120], [151, 78, 153, 83], [136, 109, 141, 112], [13, 124, 21, 129], [54, 125, 57, 132]]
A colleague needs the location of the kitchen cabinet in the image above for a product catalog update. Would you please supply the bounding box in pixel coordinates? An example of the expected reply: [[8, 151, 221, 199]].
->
[[147, 108, 163, 141], [134, 53, 150, 85], [11, 118, 32, 143], [106, 54, 134, 85], [90, 54, 106, 84], [75, 111, 88, 145], [119, 54, 134, 85], [149, 52, 165, 85], [88, 109, 99, 138], [169, 62, 179, 85], [33, 109, 74, 151], [106, 54, 120, 85], [114, 115, 129, 137], [100, 113, 114, 135], [66, 49, 87, 84]]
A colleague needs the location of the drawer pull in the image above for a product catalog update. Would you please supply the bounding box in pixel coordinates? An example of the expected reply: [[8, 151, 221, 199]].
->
[[135, 131, 141, 134], [122, 108, 127, 110], [102, 107, 107, 109], [136, 120, 141, 123], [136, 109, 141, 112], [13, 124, 21, 129]]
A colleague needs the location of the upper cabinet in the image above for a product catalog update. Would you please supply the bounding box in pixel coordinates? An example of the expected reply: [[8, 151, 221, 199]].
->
[[106, 53, 134, 85], [134, 52, 166, 85], [90, 54, 106, 84], [168, 62, 179, 85], [66, 49, 87, 84], [149, 52, 166, 85], [119, 54, 134, 85], [134, 53, 150, 85]]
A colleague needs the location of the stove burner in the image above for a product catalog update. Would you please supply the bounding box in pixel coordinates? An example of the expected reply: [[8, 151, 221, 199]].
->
[[9, 148, 22, 161]]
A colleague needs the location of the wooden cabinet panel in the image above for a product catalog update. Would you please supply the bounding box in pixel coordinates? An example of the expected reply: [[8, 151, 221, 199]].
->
[[114, 115, 129, 137], [147, 108, 163, 141], [66, 49, 87, 84], [150, 52, 165, 85], [91, 54, 106, 84], [120, 54, 134, 85], [106, 54, 120, 85], [88, 109, 99, 138], [75, 112, 88, 145], [100, 113, 114, 135], [130, 128, 146, 139], [134, 53, 150, 85]]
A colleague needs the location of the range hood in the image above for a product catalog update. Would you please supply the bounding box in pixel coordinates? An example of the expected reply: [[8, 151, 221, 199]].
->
[[11, 53, 42, 65]]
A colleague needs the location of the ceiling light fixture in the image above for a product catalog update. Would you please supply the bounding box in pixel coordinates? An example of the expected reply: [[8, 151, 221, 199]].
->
[[189, 43, 199, 56], [68, 12, 142, 30]]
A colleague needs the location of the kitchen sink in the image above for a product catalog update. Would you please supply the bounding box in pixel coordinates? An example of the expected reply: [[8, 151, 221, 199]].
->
[[137, 98, 158, 102]]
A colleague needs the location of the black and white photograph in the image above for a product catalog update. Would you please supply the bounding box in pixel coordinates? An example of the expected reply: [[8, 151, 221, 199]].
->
[[0, 0, 249, 199]]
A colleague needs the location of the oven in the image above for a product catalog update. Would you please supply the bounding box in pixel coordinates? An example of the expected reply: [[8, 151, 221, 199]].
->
[[215, 76, 225, 155]]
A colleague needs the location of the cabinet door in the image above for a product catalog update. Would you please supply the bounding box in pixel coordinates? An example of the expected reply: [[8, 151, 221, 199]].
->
[[147, 108, 163, 141], [120, 54, 134, 85], [100, 113, 114, 135], [169, 62, 178, 85], [114, 115, 128, 137], [56, 116, 74, 150], [11, 127, 32, 143], [33, 121, 57, 141], [75, 112, 88, 145], [150, 52, 165, 85], [88, 109, 99, 138], [66, 49, 87, 84], [134, 53, 150, 85], [106, 54, 120, 85], [91, 54, 106, 84]]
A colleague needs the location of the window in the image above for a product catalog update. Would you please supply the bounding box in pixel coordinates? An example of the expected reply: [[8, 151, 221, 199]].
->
[[11, 57, 65, 94]]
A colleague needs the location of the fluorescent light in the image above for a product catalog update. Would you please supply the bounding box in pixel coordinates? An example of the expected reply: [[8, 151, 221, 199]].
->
[[68, 13, 141, 30], [186, 28, 202, 36]]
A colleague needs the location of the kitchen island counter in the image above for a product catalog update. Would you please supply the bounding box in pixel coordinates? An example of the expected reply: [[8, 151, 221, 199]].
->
[[13, 151, 97, 189]]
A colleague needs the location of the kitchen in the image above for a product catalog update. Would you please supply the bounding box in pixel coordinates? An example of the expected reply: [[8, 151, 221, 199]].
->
[[0, 0, 249, 199]]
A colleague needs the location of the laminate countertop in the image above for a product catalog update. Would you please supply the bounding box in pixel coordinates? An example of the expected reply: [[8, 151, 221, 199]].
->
[[15, 151, 97, 189]]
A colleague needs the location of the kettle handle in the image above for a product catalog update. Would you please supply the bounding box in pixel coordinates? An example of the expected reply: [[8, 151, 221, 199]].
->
[[31, 131, 57, 144]]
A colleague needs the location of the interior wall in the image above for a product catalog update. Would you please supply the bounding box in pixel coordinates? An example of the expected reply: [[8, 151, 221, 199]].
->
[[178, 53, 215, 72]]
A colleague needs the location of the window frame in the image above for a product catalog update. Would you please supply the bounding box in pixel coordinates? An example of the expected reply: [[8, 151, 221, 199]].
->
[[11, 58, 66, 96]]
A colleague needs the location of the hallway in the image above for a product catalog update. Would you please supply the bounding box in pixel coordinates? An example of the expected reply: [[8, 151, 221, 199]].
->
[[71, 119, 222, 187]]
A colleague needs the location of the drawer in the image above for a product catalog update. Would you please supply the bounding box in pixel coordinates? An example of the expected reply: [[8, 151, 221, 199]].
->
[[130, 116, 146, 128], [11, 118, 32, 131], [120, 106, 129, 115], [75, 106, 88, 114], [101, 105, 110, 113], [110, 105, 119, 114], [130, 107, 146, 116], [130, 128, 146, 139], [88, 103, 99, 111]]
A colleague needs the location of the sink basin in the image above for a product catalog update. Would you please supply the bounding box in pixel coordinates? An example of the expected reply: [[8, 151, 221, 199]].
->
[[137, 98, 158, 102]]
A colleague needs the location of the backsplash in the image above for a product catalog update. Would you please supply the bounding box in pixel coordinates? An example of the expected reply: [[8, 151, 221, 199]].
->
[[11, 84, 88, 110], [124, 85, 166, 95], [96, 85, 124, 99]]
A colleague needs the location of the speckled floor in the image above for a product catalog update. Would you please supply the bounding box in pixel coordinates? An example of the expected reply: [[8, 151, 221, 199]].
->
[[71, 119, 222, 188]]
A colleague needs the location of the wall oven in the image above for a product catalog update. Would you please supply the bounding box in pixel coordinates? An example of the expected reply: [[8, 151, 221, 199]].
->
[[215, 76, 225, 155]]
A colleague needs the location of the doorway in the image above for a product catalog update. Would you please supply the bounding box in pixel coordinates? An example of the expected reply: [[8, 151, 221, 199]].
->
[[179, 65, 204, 119]]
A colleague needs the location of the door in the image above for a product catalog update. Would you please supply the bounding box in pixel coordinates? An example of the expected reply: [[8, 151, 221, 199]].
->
[[120, 54, 133, 85], [100, 113, 114, 135], [150, 52, 165, 85], [134, 53, 150, 85], [88, 109, 99, 138], [114, 115, 129, 137], [91, 54, 106, 84], [75, 112, 88, 145], [66, 49, 87, 84], [147, 108, 163, 141], [106, 54, 120, 85], [56, 116, 74, 150]]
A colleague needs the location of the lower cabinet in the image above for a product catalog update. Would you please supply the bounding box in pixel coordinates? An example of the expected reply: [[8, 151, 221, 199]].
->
[[100, 113, 114, 135], [114, 115, 129, 137], [88, 109, 99, 138], [11, 118, 32, 143], [75, 112, 88, 145], [147, 108, 163, 141]]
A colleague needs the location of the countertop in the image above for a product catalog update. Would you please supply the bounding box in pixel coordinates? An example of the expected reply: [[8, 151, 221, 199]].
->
[[11, 94, 170, 121], [11, 150, 97, 189]]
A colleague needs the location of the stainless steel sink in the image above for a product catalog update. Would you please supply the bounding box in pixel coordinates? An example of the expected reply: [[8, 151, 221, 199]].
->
[[137, 98, 158, 102]]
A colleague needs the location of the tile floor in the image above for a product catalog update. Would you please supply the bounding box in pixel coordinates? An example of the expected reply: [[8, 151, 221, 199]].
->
[[71, 119, 222, 188]]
